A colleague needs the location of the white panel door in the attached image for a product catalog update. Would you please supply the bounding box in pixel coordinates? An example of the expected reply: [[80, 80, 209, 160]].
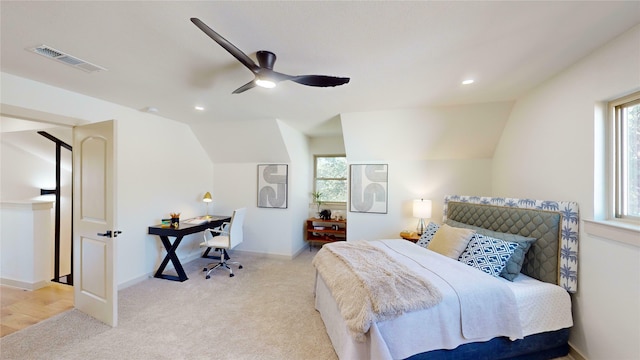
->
[[73, 120, 118, 326]]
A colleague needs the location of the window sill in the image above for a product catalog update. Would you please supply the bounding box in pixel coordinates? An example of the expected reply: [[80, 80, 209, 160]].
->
[[583, 219, 640, 247]]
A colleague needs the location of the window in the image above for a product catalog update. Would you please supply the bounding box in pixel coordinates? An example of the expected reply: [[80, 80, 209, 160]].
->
[[611, 91, 640, 221], [314, 155, 347, 203]]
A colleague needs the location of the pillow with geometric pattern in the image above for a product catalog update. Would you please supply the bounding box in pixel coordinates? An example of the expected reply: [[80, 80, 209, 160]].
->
[[416, 222, 440, 248], [445, 219, 536, 281], [458, 234, 519, 277]]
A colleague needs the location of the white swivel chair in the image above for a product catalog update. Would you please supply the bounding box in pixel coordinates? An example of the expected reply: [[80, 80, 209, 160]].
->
[[200, 208, 246, 278]]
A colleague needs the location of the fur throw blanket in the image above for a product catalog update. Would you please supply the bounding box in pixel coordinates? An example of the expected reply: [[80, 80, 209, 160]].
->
[[313, 241, 442, 341]]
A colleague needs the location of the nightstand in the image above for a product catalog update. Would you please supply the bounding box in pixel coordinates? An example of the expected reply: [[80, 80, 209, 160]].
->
[[400, 231, 420, 243]]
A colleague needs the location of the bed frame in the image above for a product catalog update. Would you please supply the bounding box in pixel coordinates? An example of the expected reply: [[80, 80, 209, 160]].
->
[[406, 196, 578, 360]]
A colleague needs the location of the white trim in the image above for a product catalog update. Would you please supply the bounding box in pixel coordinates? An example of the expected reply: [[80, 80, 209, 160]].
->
[[0, 201, 54, 210], [569, 342, 588, 360], [583, 219, 640, 247], [0, 277, 50, 290]]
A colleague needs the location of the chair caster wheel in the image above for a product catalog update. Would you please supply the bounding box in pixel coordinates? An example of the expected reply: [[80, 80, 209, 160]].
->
[[203, 268, 207, 272], [229, 273, 234, 277], [239, 265, 243, 269], [205, 275, 211, 279]]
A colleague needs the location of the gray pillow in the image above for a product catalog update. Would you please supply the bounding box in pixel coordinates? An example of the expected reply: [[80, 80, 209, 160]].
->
[[445, 219, 536, 281]]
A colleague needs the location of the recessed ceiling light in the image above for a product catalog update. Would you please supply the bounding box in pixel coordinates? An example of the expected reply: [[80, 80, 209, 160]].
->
[[462, 79, 474, 85], [142, 106, 158, 113], [194, 106, 205, 111]]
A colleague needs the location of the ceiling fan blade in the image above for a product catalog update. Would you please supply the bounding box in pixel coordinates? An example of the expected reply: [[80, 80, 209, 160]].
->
[[191, 18, 259, 72], [289, 75, 350, 87], [232, 80, 258, 94]]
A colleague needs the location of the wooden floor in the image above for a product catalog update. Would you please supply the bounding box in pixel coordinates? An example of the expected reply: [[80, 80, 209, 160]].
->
[[0, 283, 73, 337]]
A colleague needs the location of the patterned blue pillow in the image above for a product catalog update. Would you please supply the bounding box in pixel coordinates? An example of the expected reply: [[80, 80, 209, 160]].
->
[[416, 222, 440, 248], [458, 234, 519, 277], [445, 219, 536, 281]]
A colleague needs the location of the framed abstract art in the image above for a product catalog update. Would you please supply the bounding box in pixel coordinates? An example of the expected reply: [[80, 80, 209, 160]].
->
[[257, 164, 288, 209], [349, 164, 388, 214]]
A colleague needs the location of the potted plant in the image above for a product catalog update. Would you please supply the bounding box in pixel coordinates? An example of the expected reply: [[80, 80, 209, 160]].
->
[[311, 191, 323, 217]]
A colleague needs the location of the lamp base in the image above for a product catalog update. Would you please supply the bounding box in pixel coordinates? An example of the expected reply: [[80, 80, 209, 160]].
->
[[416, 218, 426, 235]]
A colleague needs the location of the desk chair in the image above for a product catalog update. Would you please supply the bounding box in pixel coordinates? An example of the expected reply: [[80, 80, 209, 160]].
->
[[200, 208, 246, 278]]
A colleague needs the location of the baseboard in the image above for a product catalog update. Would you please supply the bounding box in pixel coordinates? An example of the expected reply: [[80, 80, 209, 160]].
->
[[118, 273, 151, 290], [118, 248, 305, 290], [1, 277, 50, 290], [232, 248, 299, 260], [291, 245, 308, 259], [568, 342, 587, 360]]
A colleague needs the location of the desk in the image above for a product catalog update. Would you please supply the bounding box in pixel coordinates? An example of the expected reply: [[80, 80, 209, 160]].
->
[[148, 215, 231, 282]]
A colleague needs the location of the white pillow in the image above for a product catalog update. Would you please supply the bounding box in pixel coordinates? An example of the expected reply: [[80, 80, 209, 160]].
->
[[427, 224, 475, 259]]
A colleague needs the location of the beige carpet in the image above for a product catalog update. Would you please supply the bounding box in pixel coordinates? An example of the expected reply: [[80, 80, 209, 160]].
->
[[0, 248, 572, 360], [0, 250, 336, 360]]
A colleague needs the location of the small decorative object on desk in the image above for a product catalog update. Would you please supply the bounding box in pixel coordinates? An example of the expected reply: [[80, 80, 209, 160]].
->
[[170, 212, 180, 228], [161, 219, 171, 228]]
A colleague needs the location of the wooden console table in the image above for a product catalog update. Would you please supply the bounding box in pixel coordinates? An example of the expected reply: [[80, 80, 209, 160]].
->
[[305, 218, 347, 250]]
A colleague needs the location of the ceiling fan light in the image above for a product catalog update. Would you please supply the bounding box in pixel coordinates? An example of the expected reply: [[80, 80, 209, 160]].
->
[[255, 78, 276, 89]]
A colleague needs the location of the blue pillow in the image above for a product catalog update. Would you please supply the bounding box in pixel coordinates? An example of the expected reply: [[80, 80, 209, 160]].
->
[[458, 234, 519, 277], [416, 222, 440, 248], [445, 219, 536, 281]]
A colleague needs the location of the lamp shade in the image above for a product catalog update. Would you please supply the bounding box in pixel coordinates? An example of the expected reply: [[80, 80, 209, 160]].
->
[[203, 192, 212, 203], [413, 199, 432, 218]]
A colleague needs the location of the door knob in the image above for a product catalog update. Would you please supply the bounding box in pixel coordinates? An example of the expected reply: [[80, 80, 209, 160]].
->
[[98, 230, 123, 238]]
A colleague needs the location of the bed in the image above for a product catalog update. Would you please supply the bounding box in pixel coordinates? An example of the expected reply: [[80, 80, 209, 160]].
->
[[313, 195, 579, 360]]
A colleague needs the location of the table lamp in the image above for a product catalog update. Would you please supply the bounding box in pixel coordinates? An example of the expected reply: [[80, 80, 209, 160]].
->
[[203, 192, 212, 218], [413, 199, 432, 235]]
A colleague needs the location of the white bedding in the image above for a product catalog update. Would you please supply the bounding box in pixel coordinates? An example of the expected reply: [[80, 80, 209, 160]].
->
[[314, 239, 573, 360]]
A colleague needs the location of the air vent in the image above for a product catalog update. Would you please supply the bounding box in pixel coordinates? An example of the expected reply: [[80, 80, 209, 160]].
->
[[28, 45, 107, 73]]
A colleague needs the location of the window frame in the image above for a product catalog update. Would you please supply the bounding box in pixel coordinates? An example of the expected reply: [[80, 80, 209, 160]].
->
[[610, 91, 640, 222], [313, 154, 347, 205]]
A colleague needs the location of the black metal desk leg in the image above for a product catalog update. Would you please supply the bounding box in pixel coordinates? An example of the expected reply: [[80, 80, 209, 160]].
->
[[155, 235, 188, 282]]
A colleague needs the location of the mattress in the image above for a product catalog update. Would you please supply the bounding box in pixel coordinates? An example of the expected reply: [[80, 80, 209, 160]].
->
[[314, 239, 572, 360]]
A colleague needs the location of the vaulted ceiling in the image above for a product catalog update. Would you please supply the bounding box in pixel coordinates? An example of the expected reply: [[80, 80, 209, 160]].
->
[[2, 1, 639, 137]]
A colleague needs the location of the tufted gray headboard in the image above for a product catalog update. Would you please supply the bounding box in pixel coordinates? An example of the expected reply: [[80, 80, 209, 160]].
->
[[446, 201, 562, 286], [442, 195, 580, 293]]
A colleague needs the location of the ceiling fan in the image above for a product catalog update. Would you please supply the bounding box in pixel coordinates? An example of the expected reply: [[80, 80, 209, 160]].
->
[[190, 18, 350, 94]]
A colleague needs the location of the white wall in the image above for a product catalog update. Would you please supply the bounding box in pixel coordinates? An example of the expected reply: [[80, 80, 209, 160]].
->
[[117, 115, 214, 286], [1, 73, 214, 287], [0, 201, 53, 289], [206, 119, 310, 258], [279, 120, 311, 255], [1, 129, 73, 278], [340, 103, 512, 240], [191, 118, 291, 163], [492, 24, 640, 360]]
